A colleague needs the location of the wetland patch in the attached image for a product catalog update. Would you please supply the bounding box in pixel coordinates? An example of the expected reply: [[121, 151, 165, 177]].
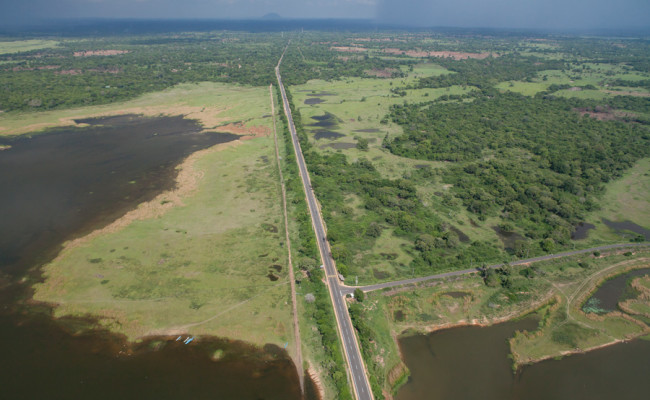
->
[[602, 219, 650, 240], [571, 222, 596, 240], [0, 114, 238, 275], [314, 130, 345, 140], [492, 226, 525, 251], [304, 98, 325, 105]]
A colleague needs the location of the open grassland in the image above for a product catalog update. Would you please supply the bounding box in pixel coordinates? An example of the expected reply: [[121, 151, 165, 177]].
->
[[0, 82, 271, 136], [354, 247, 650, 391], [32, 83, 296, 349], [584, 158, 650, 242], [0, 39, 60, 54]]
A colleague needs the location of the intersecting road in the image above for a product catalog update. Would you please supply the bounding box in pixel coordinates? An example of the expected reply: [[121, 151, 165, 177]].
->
[[340, 243, 650, 296], [275, 51, 374, 400]]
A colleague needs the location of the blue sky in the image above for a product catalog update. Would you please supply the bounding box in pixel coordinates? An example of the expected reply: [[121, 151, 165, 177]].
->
[[1, 0, 649, 30]]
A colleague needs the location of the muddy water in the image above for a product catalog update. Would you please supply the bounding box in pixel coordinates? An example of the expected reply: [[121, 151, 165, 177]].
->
[[0, 115, 305, 399], [397, 317, 650, 400]]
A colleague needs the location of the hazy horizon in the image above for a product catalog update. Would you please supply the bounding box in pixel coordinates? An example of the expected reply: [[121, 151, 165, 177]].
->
[[1, 0, 649, 31]]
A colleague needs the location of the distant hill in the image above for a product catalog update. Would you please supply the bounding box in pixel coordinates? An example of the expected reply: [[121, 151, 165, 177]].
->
[[261, 13, 282, 20]]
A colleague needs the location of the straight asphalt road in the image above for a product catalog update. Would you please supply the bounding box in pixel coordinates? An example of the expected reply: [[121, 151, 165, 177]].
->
[[340, 242, 650, 296], [275, 56, 374, 400]]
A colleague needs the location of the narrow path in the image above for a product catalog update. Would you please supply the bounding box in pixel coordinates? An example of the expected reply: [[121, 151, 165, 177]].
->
[[270, 84, 304, 393]]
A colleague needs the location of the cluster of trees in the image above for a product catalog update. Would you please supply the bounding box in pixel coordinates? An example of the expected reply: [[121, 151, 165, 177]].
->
[[386, 91, 650, 245], [414, 55, 563, 89], [280, 43, 409, 86]]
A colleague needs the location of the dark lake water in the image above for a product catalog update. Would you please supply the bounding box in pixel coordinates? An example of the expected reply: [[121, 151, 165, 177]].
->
[[397, 317, 650, 400], [0, 115, 305, 400]]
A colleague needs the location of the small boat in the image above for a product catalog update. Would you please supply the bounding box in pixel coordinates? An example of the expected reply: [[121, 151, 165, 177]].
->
[[176, 336, 182, 341], [185, 337, 194, 344]]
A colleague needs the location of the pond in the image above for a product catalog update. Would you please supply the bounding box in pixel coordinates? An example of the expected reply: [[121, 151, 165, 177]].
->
[[583, 268, 650, 313]]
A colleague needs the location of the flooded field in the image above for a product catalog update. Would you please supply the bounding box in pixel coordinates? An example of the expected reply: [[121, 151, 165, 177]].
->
[[602, 219, 650, 240], [398, 317, 650, 400], [0, 115, 305, 399]]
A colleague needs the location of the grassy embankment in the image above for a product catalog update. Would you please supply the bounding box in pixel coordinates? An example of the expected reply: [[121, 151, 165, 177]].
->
[[30, 83, 297, 352], [509, 253, 650, 368]]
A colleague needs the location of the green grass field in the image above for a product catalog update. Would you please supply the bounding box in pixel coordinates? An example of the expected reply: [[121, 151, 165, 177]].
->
[[32, 83, 296, 348], [0, 39, 60, 54]]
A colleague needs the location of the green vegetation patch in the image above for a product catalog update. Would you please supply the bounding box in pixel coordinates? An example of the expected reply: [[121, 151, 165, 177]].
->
[[0, 39, 60, 54], [386, 92, 650, 246]]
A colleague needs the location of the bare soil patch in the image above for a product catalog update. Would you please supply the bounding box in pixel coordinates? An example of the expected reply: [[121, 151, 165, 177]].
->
[[574, 107, 637, 121], [603, 89, 650, 97], [330, 46, 368, 53], [365, 68, 398, 78], [73, 50, 130, 57], [382, 48, 497, 60]]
